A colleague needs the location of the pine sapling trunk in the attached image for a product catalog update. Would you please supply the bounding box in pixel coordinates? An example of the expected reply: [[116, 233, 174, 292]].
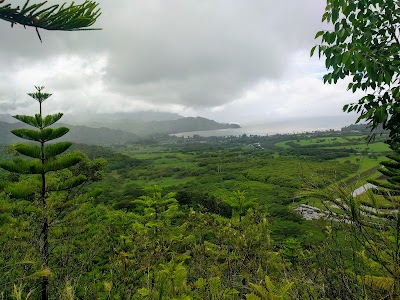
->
[[39, 101, 49, 300], [41, 161, 49, 300], [394, 214, 400, 296]]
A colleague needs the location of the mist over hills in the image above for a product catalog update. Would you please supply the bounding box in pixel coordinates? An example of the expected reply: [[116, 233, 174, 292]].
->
[[97, 116, 240, 136], [0, 111, 240, 146], [61, 112, 239, 135], [62, 111, 183, 125], [0, 114, 18, 123], [0, 121, 139, 146]]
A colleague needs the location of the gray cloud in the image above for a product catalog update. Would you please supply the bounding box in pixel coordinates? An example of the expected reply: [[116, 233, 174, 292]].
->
[[0, 94, 30, 111], [0, 0, 328, 116], [100, 0, 325, 107]]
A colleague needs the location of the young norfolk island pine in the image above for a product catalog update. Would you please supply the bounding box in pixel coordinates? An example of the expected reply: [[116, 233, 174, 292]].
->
[[0, 87, 86, 300]]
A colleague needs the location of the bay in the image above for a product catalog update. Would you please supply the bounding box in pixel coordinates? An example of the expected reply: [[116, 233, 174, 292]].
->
[[174, 116, 356, 137]]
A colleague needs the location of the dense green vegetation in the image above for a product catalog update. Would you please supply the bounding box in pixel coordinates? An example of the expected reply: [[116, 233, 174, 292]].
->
[[2, 0, 400, 297], [1, 121, 399, 299]]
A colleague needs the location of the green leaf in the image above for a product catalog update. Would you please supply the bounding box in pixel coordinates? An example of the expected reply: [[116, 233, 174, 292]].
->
[[245, 293, 261, 300], [384, 71, 392, 85], [249, 283, 268, 298], [314, 30, 324, 39], [279, 281, 294, 297], [342, 51, 351, 64], [0, 159, 43, 174], [47, 174, 86, 191], [43, 127, 70, 141], [332, 8, 339, 22], [4, 181, 39, 198], [44, 142, 73, 158], [11, 127, 70, 142], [14, 144, 42, 159], [310, 45, 317, 57], [12, 142, 72, 159], [264, 275, 275, 294], [27, 268, 52, 278], [137, 288, 150, 296], [28, 268, 52, 279], [13, 114, 40, 128], [42, 113, 64, 127], [44, 152, 83, 172]]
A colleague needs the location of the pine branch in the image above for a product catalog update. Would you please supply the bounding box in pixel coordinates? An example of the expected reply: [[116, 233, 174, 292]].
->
[[0, 0, 101, 42]]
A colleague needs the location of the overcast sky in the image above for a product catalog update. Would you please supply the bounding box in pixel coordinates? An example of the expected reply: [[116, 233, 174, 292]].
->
[[0, 0, 361, 125]]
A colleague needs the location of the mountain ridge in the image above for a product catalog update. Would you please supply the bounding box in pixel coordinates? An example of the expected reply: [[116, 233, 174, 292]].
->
[[0, 114, 240, 146]]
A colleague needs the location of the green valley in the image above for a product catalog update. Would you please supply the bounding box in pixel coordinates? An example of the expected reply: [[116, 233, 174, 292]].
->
[[2, 122, 398, 299]]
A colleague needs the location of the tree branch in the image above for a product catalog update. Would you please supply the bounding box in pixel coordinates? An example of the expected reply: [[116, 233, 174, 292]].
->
[[0, 0, 101, 42]]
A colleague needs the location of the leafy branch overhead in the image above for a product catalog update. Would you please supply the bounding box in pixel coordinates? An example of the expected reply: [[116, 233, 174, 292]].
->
[[312, 0, 400, 147], [0, 0, 101, 41]]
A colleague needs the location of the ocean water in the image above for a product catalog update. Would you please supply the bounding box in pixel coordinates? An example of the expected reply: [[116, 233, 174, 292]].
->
[[174, 116, 357, 137]]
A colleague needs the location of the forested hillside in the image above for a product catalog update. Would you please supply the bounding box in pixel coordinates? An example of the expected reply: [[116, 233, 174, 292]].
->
[[1, 124, 399, 299]]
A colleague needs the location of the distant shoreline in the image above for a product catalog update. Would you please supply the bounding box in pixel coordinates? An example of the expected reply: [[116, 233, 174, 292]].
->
[[172, 116, 363, 138], [173, 123, 343, 138]]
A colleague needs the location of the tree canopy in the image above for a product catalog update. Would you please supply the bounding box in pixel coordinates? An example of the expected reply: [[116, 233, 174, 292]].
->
[[312, 0, 400, 147], [0, 0, 101, 41]]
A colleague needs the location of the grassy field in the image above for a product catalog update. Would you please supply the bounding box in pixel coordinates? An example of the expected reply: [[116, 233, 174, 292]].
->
[[99, 134, 396, 225], [275, 136, 360, 148], [276, 135, 391, 174], [273, 134, 395, 213], [335, 155, 385, 178], [293, 137, 350, 145], [275, 136, 391, 152], [327, 142, 390, 152]]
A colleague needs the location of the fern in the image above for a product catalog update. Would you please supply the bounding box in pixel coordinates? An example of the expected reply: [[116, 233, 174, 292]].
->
[[247, 276, 294, 300]]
